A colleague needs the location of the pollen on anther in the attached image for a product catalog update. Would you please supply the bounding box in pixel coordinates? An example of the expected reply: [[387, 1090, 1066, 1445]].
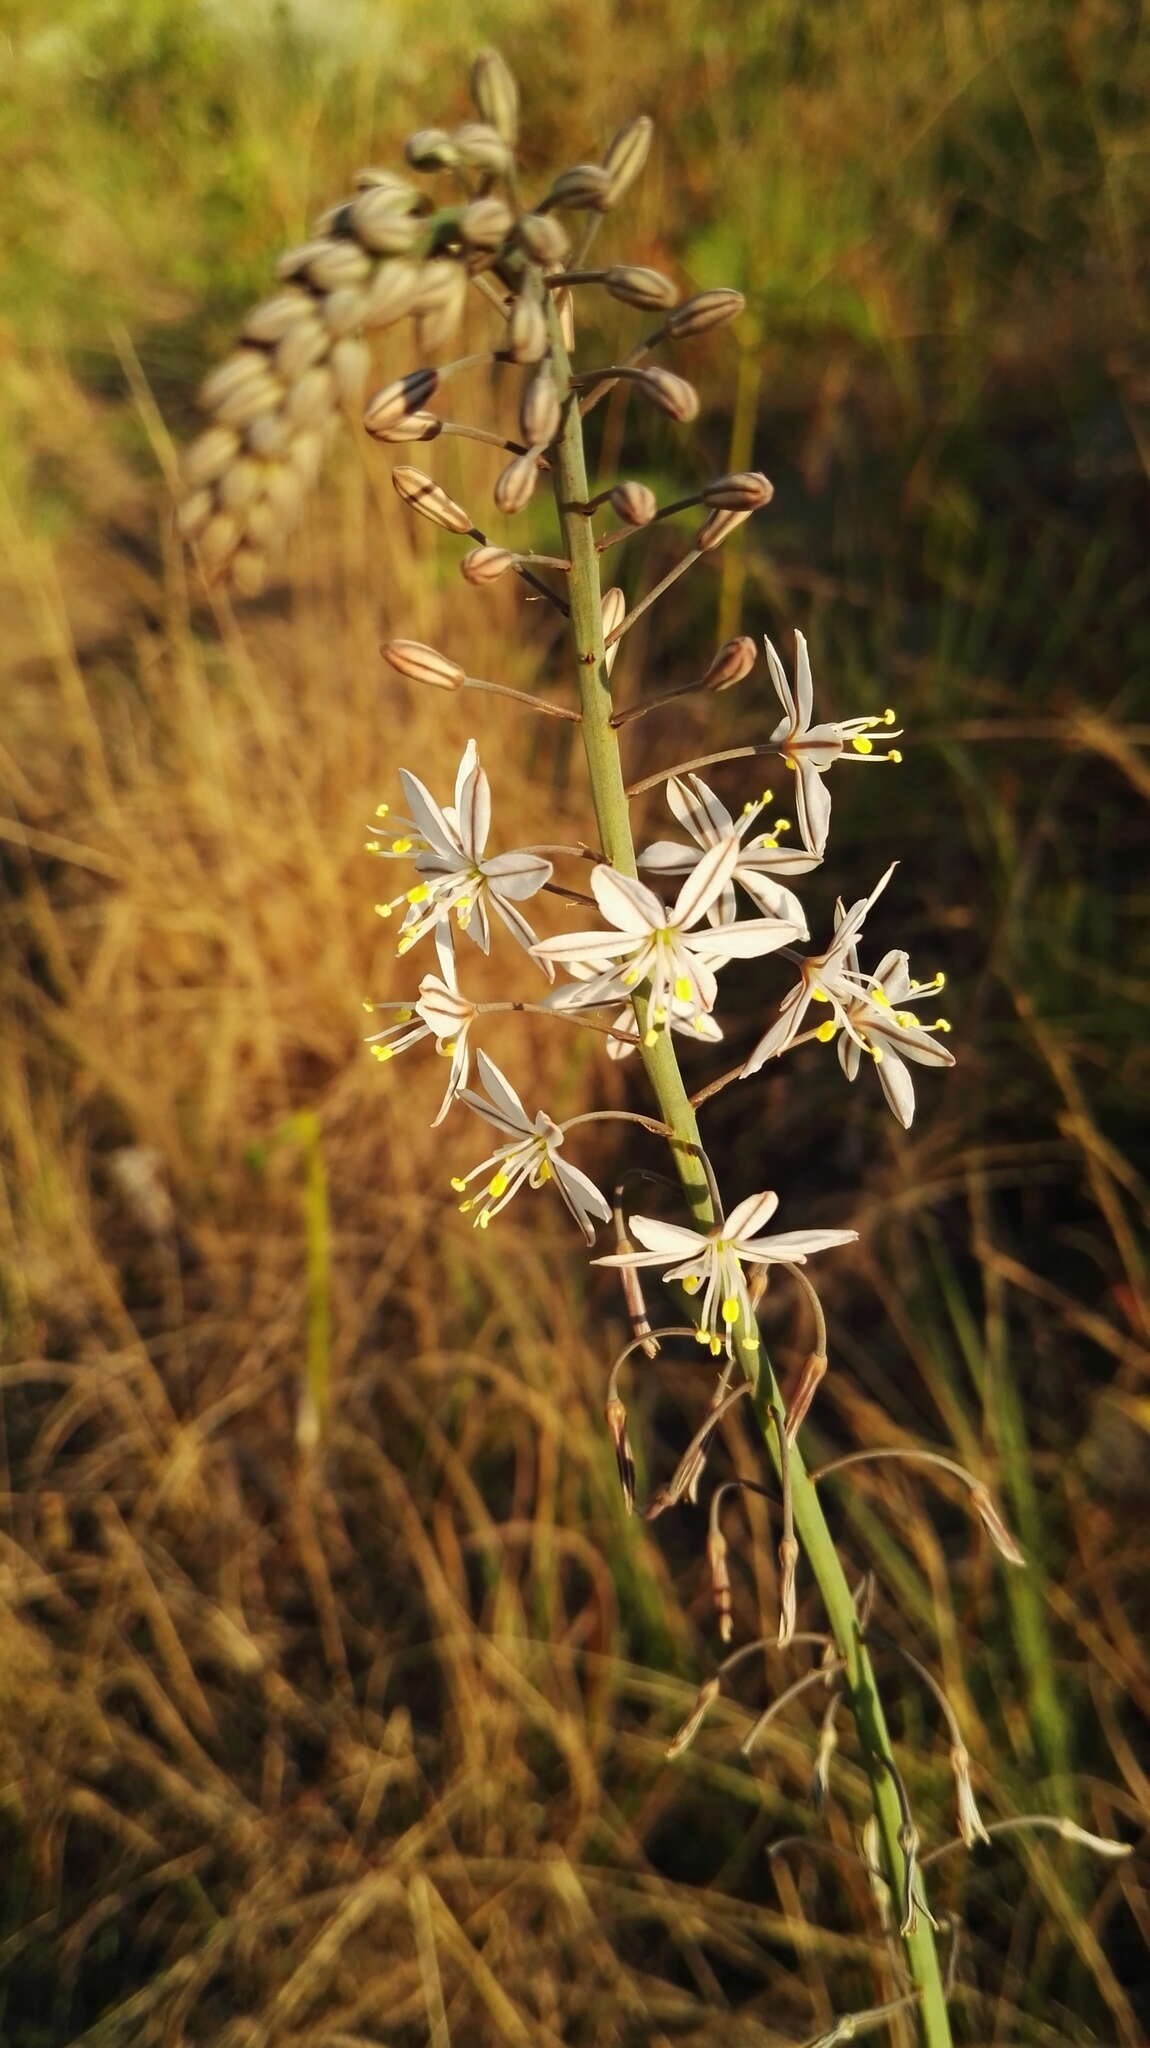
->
[[682, 1274, 701, 1295], [673, 976, 691, 1003], [883, 708, 896, 724], [774, 818, 791, 834], [450, 1177, 467, 1192], [406, 884, 430, 904], [815, 1020, 837, 1043], [375, 803, 390, 818], [391, 836, 413, 854], [721, 1296, 740, 1326], [374, 903, 393, 919], [370, 1045, 393, 1061], [361, 999, 374, 1013], [364, 840, 381, 853], [488, 1171, 510, 1198], [852, 735, 874, 755], [643, 1028, 658, 1047], [889, 748, 903, 764]]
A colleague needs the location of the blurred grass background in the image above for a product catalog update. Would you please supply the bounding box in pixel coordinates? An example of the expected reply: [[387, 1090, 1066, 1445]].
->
[[1, 0, 1148, 2042]]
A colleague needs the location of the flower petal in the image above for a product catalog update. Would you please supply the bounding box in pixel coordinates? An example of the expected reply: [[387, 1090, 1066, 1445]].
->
[[397, 768, 463, 860], [666, 773, 731, 846], [724, 1190, 780, 1241], [794, 631, 814, 729], [875, 1045, 916, 1128], [627, 1215, 709, 1258], [482, 850, 553, 900], [741, 1226, 858, 1263], [637, 837, 698, 876], [671, 832, 742, 930], [456, 754, 491, 859], [591, 864, 665, 933], [472, 1049, 530, 1130], [794, 760, 832, 858], [764, 636, 796, 727]]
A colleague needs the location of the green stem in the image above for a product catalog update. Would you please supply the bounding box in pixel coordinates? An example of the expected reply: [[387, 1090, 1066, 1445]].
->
[[549, 308, 953, 2048]]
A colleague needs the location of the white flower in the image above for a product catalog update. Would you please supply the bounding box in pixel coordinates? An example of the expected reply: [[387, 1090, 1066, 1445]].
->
[[834, 945, 954, 1129], [370, 740, 553, 964], [452, 1050, 611, 1244], [767, 633, 902, 857], [740, 866, 895, 1076], [595, 1191, 857, 1357], [545, 958, 725, 1061], [365, 927, 477, 1125], [639, 771, 819, 928], [532, 836, 804, 1041]]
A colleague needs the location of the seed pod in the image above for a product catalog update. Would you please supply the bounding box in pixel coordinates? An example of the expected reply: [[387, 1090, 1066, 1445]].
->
[[634, 366, 698, 423], [601, 115, 653, 205], [458, 196, 513, 252], [494, 453, 539, 516], [214, 370, 285, 430], [246, 410, 292, 459], [285, 365, 334, 430], [330, 336, 371, 406], [460, 544, 515, 585], [361, 259, 424, 331], [183, 423, 241, 488], [196, 510, 241, 575], [452, 121, 512, 177], [515, 212, 569, 265], [216, 455, 265, 516], [603, 265, 678, 311], [702, 635, 757, 691], [176, 488, 214, 541], [601, 585, 625, 675], [610, 479, 658, 527], [369, 409, 442, 444], [322, 285, 368, 337], [519, 364, 560, 449], [363, 368, 440, 438], [702, 470, 774, 510], [696, 505, 753, 551], [543, 163, 613, 212], [405, 127, 458, 171], [470, 49, 519, 146], [242, 289, 314, 345], [305, 240, 372, 292], [230, 548, 268, 599], [382, 639, 465, 691], [350, 188, 424, 255], [273, 312, 329, 382], [393, 466, 474, 535], [199, 349, 273, 415], [665, 288, 745, 338], [507, 291, 547, 365]]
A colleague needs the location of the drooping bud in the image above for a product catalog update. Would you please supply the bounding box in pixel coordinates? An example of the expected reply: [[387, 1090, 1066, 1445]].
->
[[519, 364, 561, 449], [601, 586, 625, 674], [601, 115, 653, 205], [665, 288, 745, 338], [633, 367, 699, 423], [241, 290, 314, 346], [555, 286, 575, 351], [216, 456, 264, 515], [361, 259, 424, 332], [493, 452, 539, 516], [970, 1482, 1026, 1566], [610, 480, 658, 527], [702, 470, 774, 510], [507, 291, 548, 365], [363, 368, 440, 438], [811, 1696, 840, 1810], [213, 369, 285, 431], [183, 424, 242, 489], [470, 49, 519, 147], [302, 240, 372, 293], [199, 350, 275, 415], [230, 548, 267, 599], [665, 1677, 720, 1760], [176, 488, 214, 541], [452, 121, 513, 178], [405, 127, 459, 172], [460, 545, 516, 586], [354, 167, 422, 202], [382, 639, 465, 692], [706, 1519, 733, 1642], [350, 187, 424, 255], [604, 1396, 637, 1515], [950, 1743, 991, 1848], [284, 365, 335, 431], [323, 285, 369, 337], [516, 212, 570, 265], [196, 510, 242, 576], [392, 466, 474, 535], [603, 265, 678, 311], [415, 264, 469, 352], [245, 411, 292, 459], [543, 163, 613, 212], [273, 313, 328, 383], [368, 409, 442, 444], [702, 635, 757, 691], [458, 196, 514, 251], [275, 239, 339, 282], [777, 1535, 799, 1649], [696, 505, 754, 551], [330, 337, 371, 406]]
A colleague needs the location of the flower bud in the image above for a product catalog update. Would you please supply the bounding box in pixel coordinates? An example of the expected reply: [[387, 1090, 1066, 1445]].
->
[[363, 368, 440, 438], [516, 212, 569, 265], [369, 409, 442, 444], [610, 480, 658, 527], [605, 1396, 636, 1515], [183, 424, 241, 489], [323, 285, 368, 337], [555, 286, 575, 351], [330, 335, 371, 406], [460, 545, 515, 585], [494, 452, 539, 516], [519, 364, 561, 449], [458, 196, 513, 252], [350, 188, 424, 255], [273, 313, 328, 383], [404, 127, 458, 171], [696, 505, 754, 550], [361, 259, 424, 331], [470, 49, 519, 145], [392, 466, 474, 534], [601, 586, 625, 674], [312, 200, 355, 238], [382, 639, 464, 691], [452, 121, 512, 177], [601, 115, 653, 205], [507, 291, 548, 365], [196, 510, 241, 576], [603, 265, 678, 311], [354, 168, 422, 202], [176, 488, 214, 541], [216, 455, 264, 515], [230, 547, 267, 599], [413, 264, 468, 352], [703, 636, 757, 691], [634, 367, 699, 423], [276, 238, 338, 282], [285, 365, 334, 430], [214, 370, 285, 431], [241, 290, 314, 346], [303, 241, 372, 293], [702, 470, 774, 510], [246, 411, 292, 459], [199, 350, 273, 415], [665, 288, 745, 338], [543, 163, 613, 212]]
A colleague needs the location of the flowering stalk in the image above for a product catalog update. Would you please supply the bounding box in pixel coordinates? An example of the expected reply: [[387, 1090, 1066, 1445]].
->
[[549, 317, 955, 2048]]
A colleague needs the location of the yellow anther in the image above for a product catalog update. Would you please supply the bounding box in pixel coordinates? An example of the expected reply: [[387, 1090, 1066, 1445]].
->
[[370, 1045, 392, 1061], [774, 818, 791, 834], [396, 933, 416, 955], [458, 1198, 473, 1213], [745, 1327, 760, 1348], [783, 756, 797, 771], [761, 786, 773, 803], [852, 735, 874, 755], [870, 987, 891, 1007], [883, 708, 897, 725], [395, 1007, 413, 1022], [488, 1171, 510, 1198], [935, 971, 946, 989], [537, 1159, 552, 1183], [375, 803, 389, 818], [811, 986, 830, 1003], [477, 1209, 491, 1229], [870, 1045, 884, 1062], [934, 1017, 952, 1032], [889, 748, 903, 764], [652, 1005, 668, 1025], [895, 1010, 917, 1028], [362, 999, 374, 1013], [364, 840, 381, 853], [758, 834, 778, 850], [721, 1297, 740, 1326], [694, 1326, 711, 1346], [456, 895, 472, 913], [709, 1335, 723, 1356], [673, 975, 691, 1003], [450, 1177, 467, 1192], [390, 836, 413, 854], [439, 1038, 457, 1056], [406, 884, 430, 904], [623, 970, 640, 989], [814, 1020, 837, 1043], [682, 1274, 701, 1295], [374, 903, 392, 919]]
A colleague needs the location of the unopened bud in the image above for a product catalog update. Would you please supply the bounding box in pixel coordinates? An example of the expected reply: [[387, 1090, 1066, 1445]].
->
[[273, 314, 328, 382], [199, 349, 273, 415], [696, 504, 753, 551], [702, 470, 774, 510], [666, 1677, 720, 1760], [364, 369, 440, 438], [601, 586, 626, 674], [543, 163, 613, 212], [555, 286, 575, 351], [355, 167, 421, 200], [350, 187, 423, 255], [519, 364, 561, 448], [241, 290, 314, 346], [603, 265, 678, 311], [601, 115, 653, 205], [706, 1522, 733, 1642], [665, 288, 745, 338], [303, 241, 372, 293], [452, 120, 512, 177], [971, 1483, 1026, 1566], [460, 545, 515, 585], [458, 196, 513, 251], [507, 292, 548, 364], [392, 466, 474, 535], [371, 409, 442, 444], [951, 1743, 991, 1848], [415, 265, 468, 352], [494, 452, 539, 516], [330, 336, 370, 406], [610, 480, 658, 527], [470, 49, 519, 146], [361, 259, 424, 332], [777, 1535, 798, 1648], [382, 639, 464, 691], [605, 1396, 636, 1515], [516, 212, 570, 265], [405, 127, 458, 171], [634, 367, 699, 424], [702, 635, 757, 691], [183, 424, 241, 489]]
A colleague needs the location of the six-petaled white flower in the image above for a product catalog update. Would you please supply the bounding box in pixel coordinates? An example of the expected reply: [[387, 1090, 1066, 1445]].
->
[[595, 1191, 857, 1356], [767, 633, 902, 858], [834, 944, 955, 1128], [364, 926, 478, 1125], [740, 866, 896, 1075], [639, 771, 819, 929], [453, 1050, 611, 1244], [532, 836, 805, 1041], [370, 740, 553, 965]]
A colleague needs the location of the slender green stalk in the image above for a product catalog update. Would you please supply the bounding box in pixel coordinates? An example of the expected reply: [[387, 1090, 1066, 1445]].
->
[[550, 313, 954, 2047]]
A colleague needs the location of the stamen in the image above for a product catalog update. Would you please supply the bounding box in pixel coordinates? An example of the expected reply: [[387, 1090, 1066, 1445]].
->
[[450, 1177, 467, 1191], [390, 836, 413, 853], [774, 818, 791, 834], [811, 986, 830, 1003], [375, 803, 389, 818], [371, 1045, 393, 1061], [488, 1171, 510, 1197], [721, 1296, 740, 1326], [364, 839, 381, 853], [814, 1020, 837, 1043], [889, 748, 903, 763], [852, 735, 874, 755], [682, 1274, 701, 1295], [373, 903, 393, 919], [673, 975, 692, 1003], [406, 884, 430, 904]]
